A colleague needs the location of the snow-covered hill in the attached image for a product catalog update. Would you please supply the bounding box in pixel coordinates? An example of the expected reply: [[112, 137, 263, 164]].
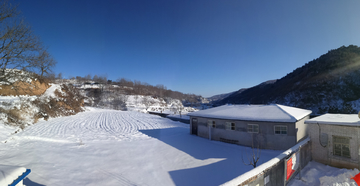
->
[[83, 87, 199, 114], [207, 91, 237, 103]]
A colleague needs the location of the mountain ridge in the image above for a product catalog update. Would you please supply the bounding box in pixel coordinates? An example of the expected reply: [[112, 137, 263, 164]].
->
[[216, 45, 360, 115]]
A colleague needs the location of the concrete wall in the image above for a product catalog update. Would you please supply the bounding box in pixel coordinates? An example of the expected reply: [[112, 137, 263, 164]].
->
[[295, 116, 310, 142], [190, 116, 303, 150], [308, 124, 360, 169], [224, 139, 312, 186]]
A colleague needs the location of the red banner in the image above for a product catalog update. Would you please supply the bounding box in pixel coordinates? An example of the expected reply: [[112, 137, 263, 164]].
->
[[286, 154, 297, 181]]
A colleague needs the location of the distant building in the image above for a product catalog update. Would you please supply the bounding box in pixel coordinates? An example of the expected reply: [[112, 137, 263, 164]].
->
[[187, 104, 312, 150], [79, 82, 100, 89], [306, 114, 360, 169]]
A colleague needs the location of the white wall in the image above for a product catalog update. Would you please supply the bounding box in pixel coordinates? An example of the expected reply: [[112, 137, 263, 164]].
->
[[308, 123, 360, 169], [190, 116, 298, 150]]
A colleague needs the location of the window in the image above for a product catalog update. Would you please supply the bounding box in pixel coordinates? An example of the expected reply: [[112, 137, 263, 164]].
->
[[333, 136, 350, 158], [207, 120, 216, 128], [247, 124, 259, 133], [226, 122, 236, 130], [274, 126, 287, 135]]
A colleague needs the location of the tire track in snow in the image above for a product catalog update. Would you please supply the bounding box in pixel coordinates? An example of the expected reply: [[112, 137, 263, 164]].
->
[[9, 108, 184, 143], [97, 168, 137, 186]]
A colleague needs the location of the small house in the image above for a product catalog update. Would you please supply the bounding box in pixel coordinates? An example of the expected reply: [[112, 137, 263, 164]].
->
[[305, 114, 360, 169], [187, 104, 312, 150]]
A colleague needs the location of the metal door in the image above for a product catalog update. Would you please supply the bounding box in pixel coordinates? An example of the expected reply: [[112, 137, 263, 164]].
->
[[192, 118, 198, 135]]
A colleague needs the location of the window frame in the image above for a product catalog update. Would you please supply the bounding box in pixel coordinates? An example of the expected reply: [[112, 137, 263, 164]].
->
[[225, 122, 236, 130], [207, 120, 216, 128], [247, 124, 259, 133], [333, 136, 351, 158], [274, 125, 287, 135]]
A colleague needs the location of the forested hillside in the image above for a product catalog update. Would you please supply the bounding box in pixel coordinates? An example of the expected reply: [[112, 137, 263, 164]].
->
[[217, 45, 360, 115]]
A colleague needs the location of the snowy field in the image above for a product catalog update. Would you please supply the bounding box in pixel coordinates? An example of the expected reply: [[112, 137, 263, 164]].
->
[[0, 108, 281, 186]]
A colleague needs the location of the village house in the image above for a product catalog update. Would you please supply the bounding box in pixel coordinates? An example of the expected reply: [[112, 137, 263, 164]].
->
[[305, 113, 360, 169], [187, 104, 312, 150]]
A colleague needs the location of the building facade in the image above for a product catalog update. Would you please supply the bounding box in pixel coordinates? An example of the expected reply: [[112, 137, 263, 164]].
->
[[306, 114, 360, 169], [188, 104, 312, 150]]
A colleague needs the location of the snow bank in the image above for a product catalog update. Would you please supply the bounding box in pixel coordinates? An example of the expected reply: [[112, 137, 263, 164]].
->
[[0, 69, 34, 85], [0, 95, 37, 110], [0, 124, 19, 142], [0, 95, 38, 125], [289, 161, 359, 186], [41, 83, 62, 98]]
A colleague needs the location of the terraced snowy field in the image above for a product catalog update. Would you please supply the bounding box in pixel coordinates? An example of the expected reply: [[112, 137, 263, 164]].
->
[[0, 108, 281, 186], [8, 107, 180, 143]]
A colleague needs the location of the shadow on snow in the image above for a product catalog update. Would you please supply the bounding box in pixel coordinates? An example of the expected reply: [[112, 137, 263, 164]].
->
[[23, 178, 46, 186], [139, 127, 275, 186]]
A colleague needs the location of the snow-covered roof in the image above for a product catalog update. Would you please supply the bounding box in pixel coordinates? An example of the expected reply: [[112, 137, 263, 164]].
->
[[187, 104, 312, 123], [305, 113, 360, 126]]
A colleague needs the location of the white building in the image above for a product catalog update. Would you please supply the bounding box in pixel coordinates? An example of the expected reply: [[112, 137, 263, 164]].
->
[[305, 114, 360, 169], [188, 104, 312, 150]]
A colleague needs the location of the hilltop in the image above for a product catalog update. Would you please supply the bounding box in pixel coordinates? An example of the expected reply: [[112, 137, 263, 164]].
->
[[216, 45, 360, 115]]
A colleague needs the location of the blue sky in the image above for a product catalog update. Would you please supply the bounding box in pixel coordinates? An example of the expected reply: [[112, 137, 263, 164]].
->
[[14, 0, 360, 97]]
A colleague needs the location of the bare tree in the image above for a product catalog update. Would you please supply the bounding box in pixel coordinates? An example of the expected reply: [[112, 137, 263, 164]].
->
[[112, 95, 127, 111], [57, 72, 63, 80], [134, 80, 142, 95], [0, 1, 42, 82], [33, 49, 57, 78], [93, 75, 99, 82], [241, 137, 261, 168], [142, 96, 153, 111], [85, 74, 92, 80], [0, 0, 57, 96], [46, 72, 56, 82], [156, 84, 167, 98]]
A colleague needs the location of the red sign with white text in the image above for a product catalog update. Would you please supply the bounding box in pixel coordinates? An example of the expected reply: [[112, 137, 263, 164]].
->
[[286, 158, 295, 180], [286, 153, 298, 181]]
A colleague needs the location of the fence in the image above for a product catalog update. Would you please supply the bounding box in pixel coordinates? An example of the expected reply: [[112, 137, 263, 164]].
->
[[166, 115, 190, 124], [222, 137, 311, 186]]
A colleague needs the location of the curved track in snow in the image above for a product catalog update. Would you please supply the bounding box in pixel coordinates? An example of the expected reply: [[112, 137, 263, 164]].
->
[[0, 107, 283, 186], [13, 108, 185, 143]]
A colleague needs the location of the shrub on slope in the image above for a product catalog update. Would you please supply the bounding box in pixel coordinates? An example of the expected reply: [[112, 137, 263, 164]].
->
[[32, 84, 84, 121]]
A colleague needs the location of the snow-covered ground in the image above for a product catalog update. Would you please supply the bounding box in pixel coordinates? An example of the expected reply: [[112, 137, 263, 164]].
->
[[289, 161, 359, 186], [0, 95, 38, 125], [0, 108, 281, 186]]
